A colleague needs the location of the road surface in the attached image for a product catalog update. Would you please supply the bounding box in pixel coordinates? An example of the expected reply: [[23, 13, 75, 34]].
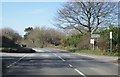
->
[[1, 48, 119, 77]]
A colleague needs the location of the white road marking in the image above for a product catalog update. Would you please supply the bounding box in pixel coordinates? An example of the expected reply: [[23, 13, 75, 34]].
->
[[68, 63, 86, 77], [69, 64, 73, 68], [7, 54, 29, 68], [52, 51, 86, 76], [58, 56, 65, 61], [53, 53, 57, 56], [74, 68, 86, 77], [53, 53, 65, 61]]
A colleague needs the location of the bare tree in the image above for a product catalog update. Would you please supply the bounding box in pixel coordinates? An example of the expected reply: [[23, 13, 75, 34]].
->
[[54, 1, 118, 33], [1, 28, 22, 47], [1, 28, 21, 42], [24, 27, 65, 47]]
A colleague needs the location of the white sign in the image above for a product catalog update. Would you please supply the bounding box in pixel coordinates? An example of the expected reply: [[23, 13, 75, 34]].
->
[[110, 32, 112, 39], [91, 34, 100, 38], [90, 39, 94, 44]]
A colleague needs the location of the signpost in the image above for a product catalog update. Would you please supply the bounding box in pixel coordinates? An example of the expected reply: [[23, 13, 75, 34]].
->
[[110, 32, 112, 52], [90, 34, 100, 50], [90, 39, 95, 50], [91, 34, 100, 38]]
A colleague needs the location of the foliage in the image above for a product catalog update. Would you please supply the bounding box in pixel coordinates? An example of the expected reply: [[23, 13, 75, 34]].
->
[[0, 28, 22, 47], [24, 27, 65, 47], [24, 27, 33, 39], [99, 26, 120, 52], [1, 35, 18, 47], [24, 27, 33, 32], [1, 47, 35, 53], [97, 37, 108, 50], [61, 32, 91, 50], [61, 33, 83, 47], [77, 33, 91, 49], [0, 27, 35, 53], [1, 28, 22, 42], [61, 26, 119, 52]]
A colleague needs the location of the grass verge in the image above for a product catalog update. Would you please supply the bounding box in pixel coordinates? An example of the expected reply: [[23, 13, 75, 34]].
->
[[67, 48, 120, 56], [67, 48, 120, 63]]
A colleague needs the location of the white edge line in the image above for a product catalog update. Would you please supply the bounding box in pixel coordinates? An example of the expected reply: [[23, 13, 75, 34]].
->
[[7, 54, 28, 68], [74, 68, 86, 77]]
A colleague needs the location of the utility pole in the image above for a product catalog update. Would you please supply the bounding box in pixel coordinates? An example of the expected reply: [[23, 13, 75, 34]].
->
[[110, 32, 112, 52]]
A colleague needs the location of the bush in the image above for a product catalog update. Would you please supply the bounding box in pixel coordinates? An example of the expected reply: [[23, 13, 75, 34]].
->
[[0, 28, 22, 48], [61, 33, 83, 48], [1, 28, 21, 42], [24, 27, 65, 47], [97, 37, 108, 50], [1, 35, 19, 47], [77, 33, 91, 50], [1, 47, 36, 53], [99, 27, 120, 52]]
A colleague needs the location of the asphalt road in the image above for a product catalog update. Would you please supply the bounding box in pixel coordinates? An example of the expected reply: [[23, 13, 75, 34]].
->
[[1, 48, 119, 77]]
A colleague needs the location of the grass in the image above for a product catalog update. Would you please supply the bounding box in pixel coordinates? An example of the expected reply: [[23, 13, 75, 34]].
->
[[0, 47, 36, 53], [67, 48, 120, 63], [67, 48, 120, 56]]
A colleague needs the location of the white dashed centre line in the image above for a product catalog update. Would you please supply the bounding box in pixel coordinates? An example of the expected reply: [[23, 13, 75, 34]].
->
[[69, 64, 73, 68], [53, 53, 65, 61], [68, 63, 86, 76], [58, 56, 65, 61], [53, 53, 86, 77], [74, 68, 86, 77]]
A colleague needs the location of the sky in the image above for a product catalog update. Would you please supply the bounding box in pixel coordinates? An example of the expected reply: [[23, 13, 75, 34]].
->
[[1, 2, 64, 36], [0, 0, 119, 36]]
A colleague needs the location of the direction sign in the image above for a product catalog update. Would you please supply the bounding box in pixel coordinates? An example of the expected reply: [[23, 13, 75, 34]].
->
[[110, 32, 112, 39], [90, 39, 94, 44], [91, 34, 100, 38]]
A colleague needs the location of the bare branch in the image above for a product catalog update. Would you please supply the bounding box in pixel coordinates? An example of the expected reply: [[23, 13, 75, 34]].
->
[[54, 1, 117, 33]]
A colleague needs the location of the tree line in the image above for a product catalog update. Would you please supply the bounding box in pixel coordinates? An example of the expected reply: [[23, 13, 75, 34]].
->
[[1, 26, 119, 52]]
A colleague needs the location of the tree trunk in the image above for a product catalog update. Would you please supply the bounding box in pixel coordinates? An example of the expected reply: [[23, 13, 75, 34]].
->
[[88, 18, 91, 32]]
